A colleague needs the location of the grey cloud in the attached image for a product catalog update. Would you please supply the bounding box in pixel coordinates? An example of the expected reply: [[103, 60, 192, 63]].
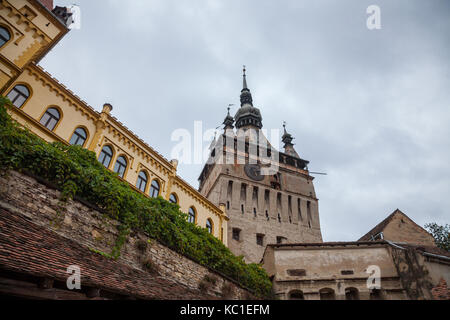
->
[[41, 0, 450, 241]]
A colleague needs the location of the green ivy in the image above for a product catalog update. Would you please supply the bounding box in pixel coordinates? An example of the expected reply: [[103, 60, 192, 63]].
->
[[0, 97, 272, 298]]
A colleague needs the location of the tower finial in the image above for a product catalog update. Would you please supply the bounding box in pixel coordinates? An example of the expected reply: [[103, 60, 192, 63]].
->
[[242, 65, 248, 90], [223, 104, 235, 130]]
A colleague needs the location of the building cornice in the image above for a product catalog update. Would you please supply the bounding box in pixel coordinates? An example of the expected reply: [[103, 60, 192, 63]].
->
[[27, 64, 100, 120]]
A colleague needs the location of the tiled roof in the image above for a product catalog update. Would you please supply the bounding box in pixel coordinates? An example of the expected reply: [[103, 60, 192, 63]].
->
[[0, 208, 215, 300]]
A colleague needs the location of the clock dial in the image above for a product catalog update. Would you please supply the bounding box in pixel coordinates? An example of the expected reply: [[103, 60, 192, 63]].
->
[[244, 164, 264, 181]]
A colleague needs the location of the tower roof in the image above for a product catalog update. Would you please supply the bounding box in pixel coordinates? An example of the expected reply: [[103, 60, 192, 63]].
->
[[223, 105, 234, 130], [282, 122, 300, 158], [235, 66, 263, 129]]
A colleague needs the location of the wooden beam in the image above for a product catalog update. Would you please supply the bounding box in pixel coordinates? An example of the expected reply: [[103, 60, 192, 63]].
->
[[0, 277, 87, 300]]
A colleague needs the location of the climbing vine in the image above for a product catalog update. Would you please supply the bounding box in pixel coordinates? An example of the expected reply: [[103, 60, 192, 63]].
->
[[0, 97, 272, 297]]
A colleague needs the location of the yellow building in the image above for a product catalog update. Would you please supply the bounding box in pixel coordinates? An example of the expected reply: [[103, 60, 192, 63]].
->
[[0, 0, 228, 245]]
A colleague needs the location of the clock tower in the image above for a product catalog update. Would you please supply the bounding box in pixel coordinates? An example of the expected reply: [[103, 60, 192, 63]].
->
[[198, 68, 323, 263]]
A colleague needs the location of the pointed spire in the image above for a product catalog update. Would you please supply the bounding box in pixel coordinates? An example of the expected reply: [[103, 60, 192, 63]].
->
[[223, 104, 234, 130], [242, 65, 248, 90], [282, 122, 300, 158], [240, 65, 253, 106], [282, 121, 293, 144]]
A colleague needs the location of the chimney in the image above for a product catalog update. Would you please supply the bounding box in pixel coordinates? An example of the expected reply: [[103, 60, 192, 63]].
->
[[40, 0, 54, 11]]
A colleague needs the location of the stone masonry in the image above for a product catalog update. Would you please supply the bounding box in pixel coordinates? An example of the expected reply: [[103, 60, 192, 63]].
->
[[0, 170, 255, 300]]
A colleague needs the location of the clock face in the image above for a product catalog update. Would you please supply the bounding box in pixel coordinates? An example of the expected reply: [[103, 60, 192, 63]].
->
[[244, 164, 264, 181]]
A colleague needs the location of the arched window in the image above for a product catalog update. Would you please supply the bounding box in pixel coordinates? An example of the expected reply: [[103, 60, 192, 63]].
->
[[39, 107, 60, 131], [0, 26, 11, 47], [206, 219, 213, 234], [188, 207, 196, 224], [319, 288, 336, 300], [98, 145, 113, 168], [69, 127, 88, 146], [7, 85, 30, 108], [169, 193, 178, 204], [150, 179, 160, 198], [113, 156, 127, 178], [345, 287, 360, 300], [289, 290, 305, 300], [136, 171, 148, 192]]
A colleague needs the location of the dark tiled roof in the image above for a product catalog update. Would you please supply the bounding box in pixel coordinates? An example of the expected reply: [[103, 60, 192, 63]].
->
[[0, 208, 215, 300]]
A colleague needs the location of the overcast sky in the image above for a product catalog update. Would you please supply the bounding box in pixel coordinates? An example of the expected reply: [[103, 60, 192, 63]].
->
[[40, 0, 450, 241]]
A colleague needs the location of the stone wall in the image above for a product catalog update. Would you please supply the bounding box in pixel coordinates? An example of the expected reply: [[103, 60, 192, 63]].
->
[[0, 170, 254, 300]]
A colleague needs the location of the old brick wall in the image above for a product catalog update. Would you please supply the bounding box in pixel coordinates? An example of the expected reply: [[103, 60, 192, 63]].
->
[[431, 279, 449, 300], [0, 170, 255, 300]]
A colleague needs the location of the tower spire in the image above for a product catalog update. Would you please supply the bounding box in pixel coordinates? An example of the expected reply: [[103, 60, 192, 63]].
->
[[243, 65, 248, 90], [282, 122, 300, 158], [240, 65, 253, 106], [223, 104, 234, 130]]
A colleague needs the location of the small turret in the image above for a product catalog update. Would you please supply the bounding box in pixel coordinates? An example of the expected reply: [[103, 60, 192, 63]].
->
[[282, 122, 300, 159], [223, 105, 234, 130]]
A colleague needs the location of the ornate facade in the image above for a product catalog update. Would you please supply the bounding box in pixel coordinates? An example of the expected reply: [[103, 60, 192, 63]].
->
[[0, 0, 228, 245]]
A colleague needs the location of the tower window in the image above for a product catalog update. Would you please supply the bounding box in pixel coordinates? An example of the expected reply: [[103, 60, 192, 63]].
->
[[40, 107, 61, 131], [69, 127, 88, 147], [150, 179, 160, 198], [264, 189, 270, 207], [276, 236, 287, 244], [307, 200, 312, 226], [232, 228, 241, 241], [136, 171, 148, 192], [253, 208, 257, 217], [277, 213, 281, 223], [265, 210, 269, 221], [227, 181, 233, 199], [0, 26, 11, 47], [241, 204, 244, 214], [298, 198, 302, 221], [113, 156, 127, 178], [226, 201, 230, 210], [240, 183, 247, 201], [98, 145, 113, 168], [288, 195, 292, 215], [252, 186, 259, 206], [256, 234, 265, 246], [7, 84, 30, 108]]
